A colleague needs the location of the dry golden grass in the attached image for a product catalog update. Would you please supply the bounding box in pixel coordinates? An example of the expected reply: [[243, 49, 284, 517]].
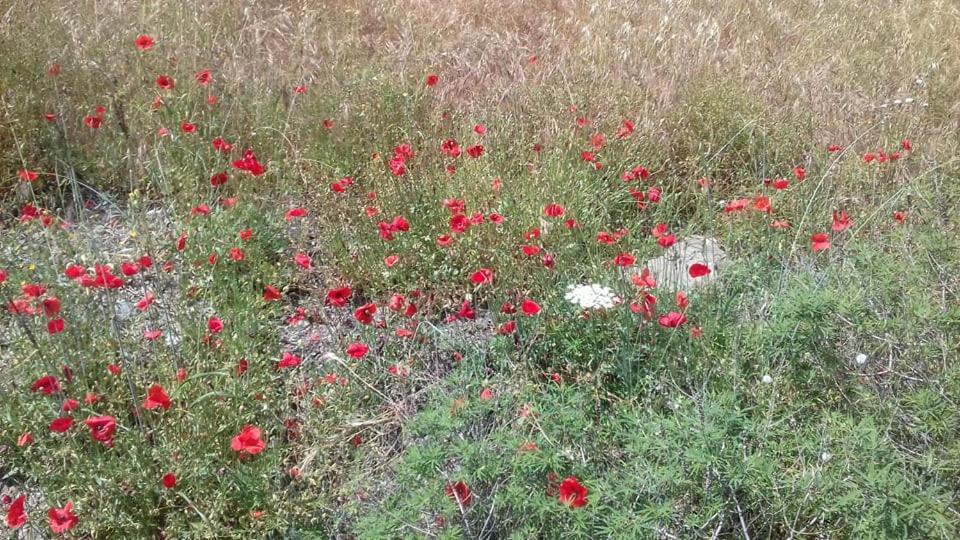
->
[[1, 0, 958, 202], [3, 0, 958, 136]]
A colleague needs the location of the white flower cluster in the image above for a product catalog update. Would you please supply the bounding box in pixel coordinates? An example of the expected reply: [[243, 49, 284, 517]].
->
[[564, 283, 621, 310]]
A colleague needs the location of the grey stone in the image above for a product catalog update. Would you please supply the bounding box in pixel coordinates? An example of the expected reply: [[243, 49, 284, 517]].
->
[[633, 235, 730, 291]]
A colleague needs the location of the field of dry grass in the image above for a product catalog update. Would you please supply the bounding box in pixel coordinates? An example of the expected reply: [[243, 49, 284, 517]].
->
[[3, 1, 959, 166]]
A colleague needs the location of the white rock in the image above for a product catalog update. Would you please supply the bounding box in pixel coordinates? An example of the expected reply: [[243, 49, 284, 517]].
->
[[631, 235, 730, 291]]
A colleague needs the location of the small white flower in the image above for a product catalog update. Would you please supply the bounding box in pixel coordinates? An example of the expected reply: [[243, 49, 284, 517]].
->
[[855, 353, 868, 365], [761, 374, 773, 384], [821, 452, 832, 462], [564, 283, 621, 310]]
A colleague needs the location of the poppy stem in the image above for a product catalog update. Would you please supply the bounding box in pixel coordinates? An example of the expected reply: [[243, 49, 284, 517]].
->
[[103, 287, 147, 435]]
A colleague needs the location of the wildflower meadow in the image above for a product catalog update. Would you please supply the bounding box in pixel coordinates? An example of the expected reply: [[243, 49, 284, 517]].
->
[[1, 1, 959, 538]]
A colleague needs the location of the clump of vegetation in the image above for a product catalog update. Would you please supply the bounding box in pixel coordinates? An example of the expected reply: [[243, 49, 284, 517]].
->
[[1, 1, 959, 538]]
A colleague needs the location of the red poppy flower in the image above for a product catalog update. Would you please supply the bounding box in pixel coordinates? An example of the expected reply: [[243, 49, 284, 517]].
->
[[208, 316, 224, 334], [893, 211, 907, 224], [616, 119, 635, 139], [293, 253, 311, 269], [180, 121, 196, 134], [135, 34, 154, 50], [17, 169, 39, 182], [5, 494, 26, 529], [277, 352, 302, 369], [161, 473, 177, 489], [117, 262, 139, 277], [388, 155, 406, 176], [346, 343, 369, 359], [49, 417, 73, 433], [284, 207, 308, 221], [480, 387, 494, 401], [384, 255, 399, 267], [195, 69, 211, 86], [425, 74, 439, 87], [48, 502, 78, 534], [558, 477, 588, 508], [456, 301, 476, 321], [466, 144, 484, 158], [384, 294, 404, 312], [496, 320, 516, 335], [520, 245, 540, 257], [107, 364, 121, 376], [626, 268, 653, 290], [901, 139, 912, 151], [753, 195, 772, 213], [724, 198, 750, 213], [231, 425, 266, 455], [793, 166, 806, 181], [47, 318, 65, 335], [263, 285, 282, 302], [231, 149, 266, 176], [657, 234, 677, 248], [84, 415, 117, 446], [444, 481, 473, 507], [811, 233, 831, 252], [156, 75, 175, 90], [175, 233, 187, 252], [211, 137, 232, 154], [446, 214, 469, 234], [21, 283, 45, 297], [17, 432, 33, 447], [689, 263, 711, 278], [470, 268, 494, 286], [543, 203, 565, 217], [521, 299, 541, 316], [354, 303, 377, 325], [83, 114, 103, 129], [136, 291, 155, 311], [31, 375, 60, 395], [440, 139, 462, 158], [658, 311, 687, 328], [327, 286, 352, 307], [831, 211, 851, 232], [143, 384, 172, 410], [770, 220, 791, 229], [613, 253, 636, 267], [227, 247, 247, 262]]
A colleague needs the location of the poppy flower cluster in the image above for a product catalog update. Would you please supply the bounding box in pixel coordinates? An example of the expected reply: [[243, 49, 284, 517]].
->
[[231, 149, 266, 176], [388, 143, 414, 176]]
